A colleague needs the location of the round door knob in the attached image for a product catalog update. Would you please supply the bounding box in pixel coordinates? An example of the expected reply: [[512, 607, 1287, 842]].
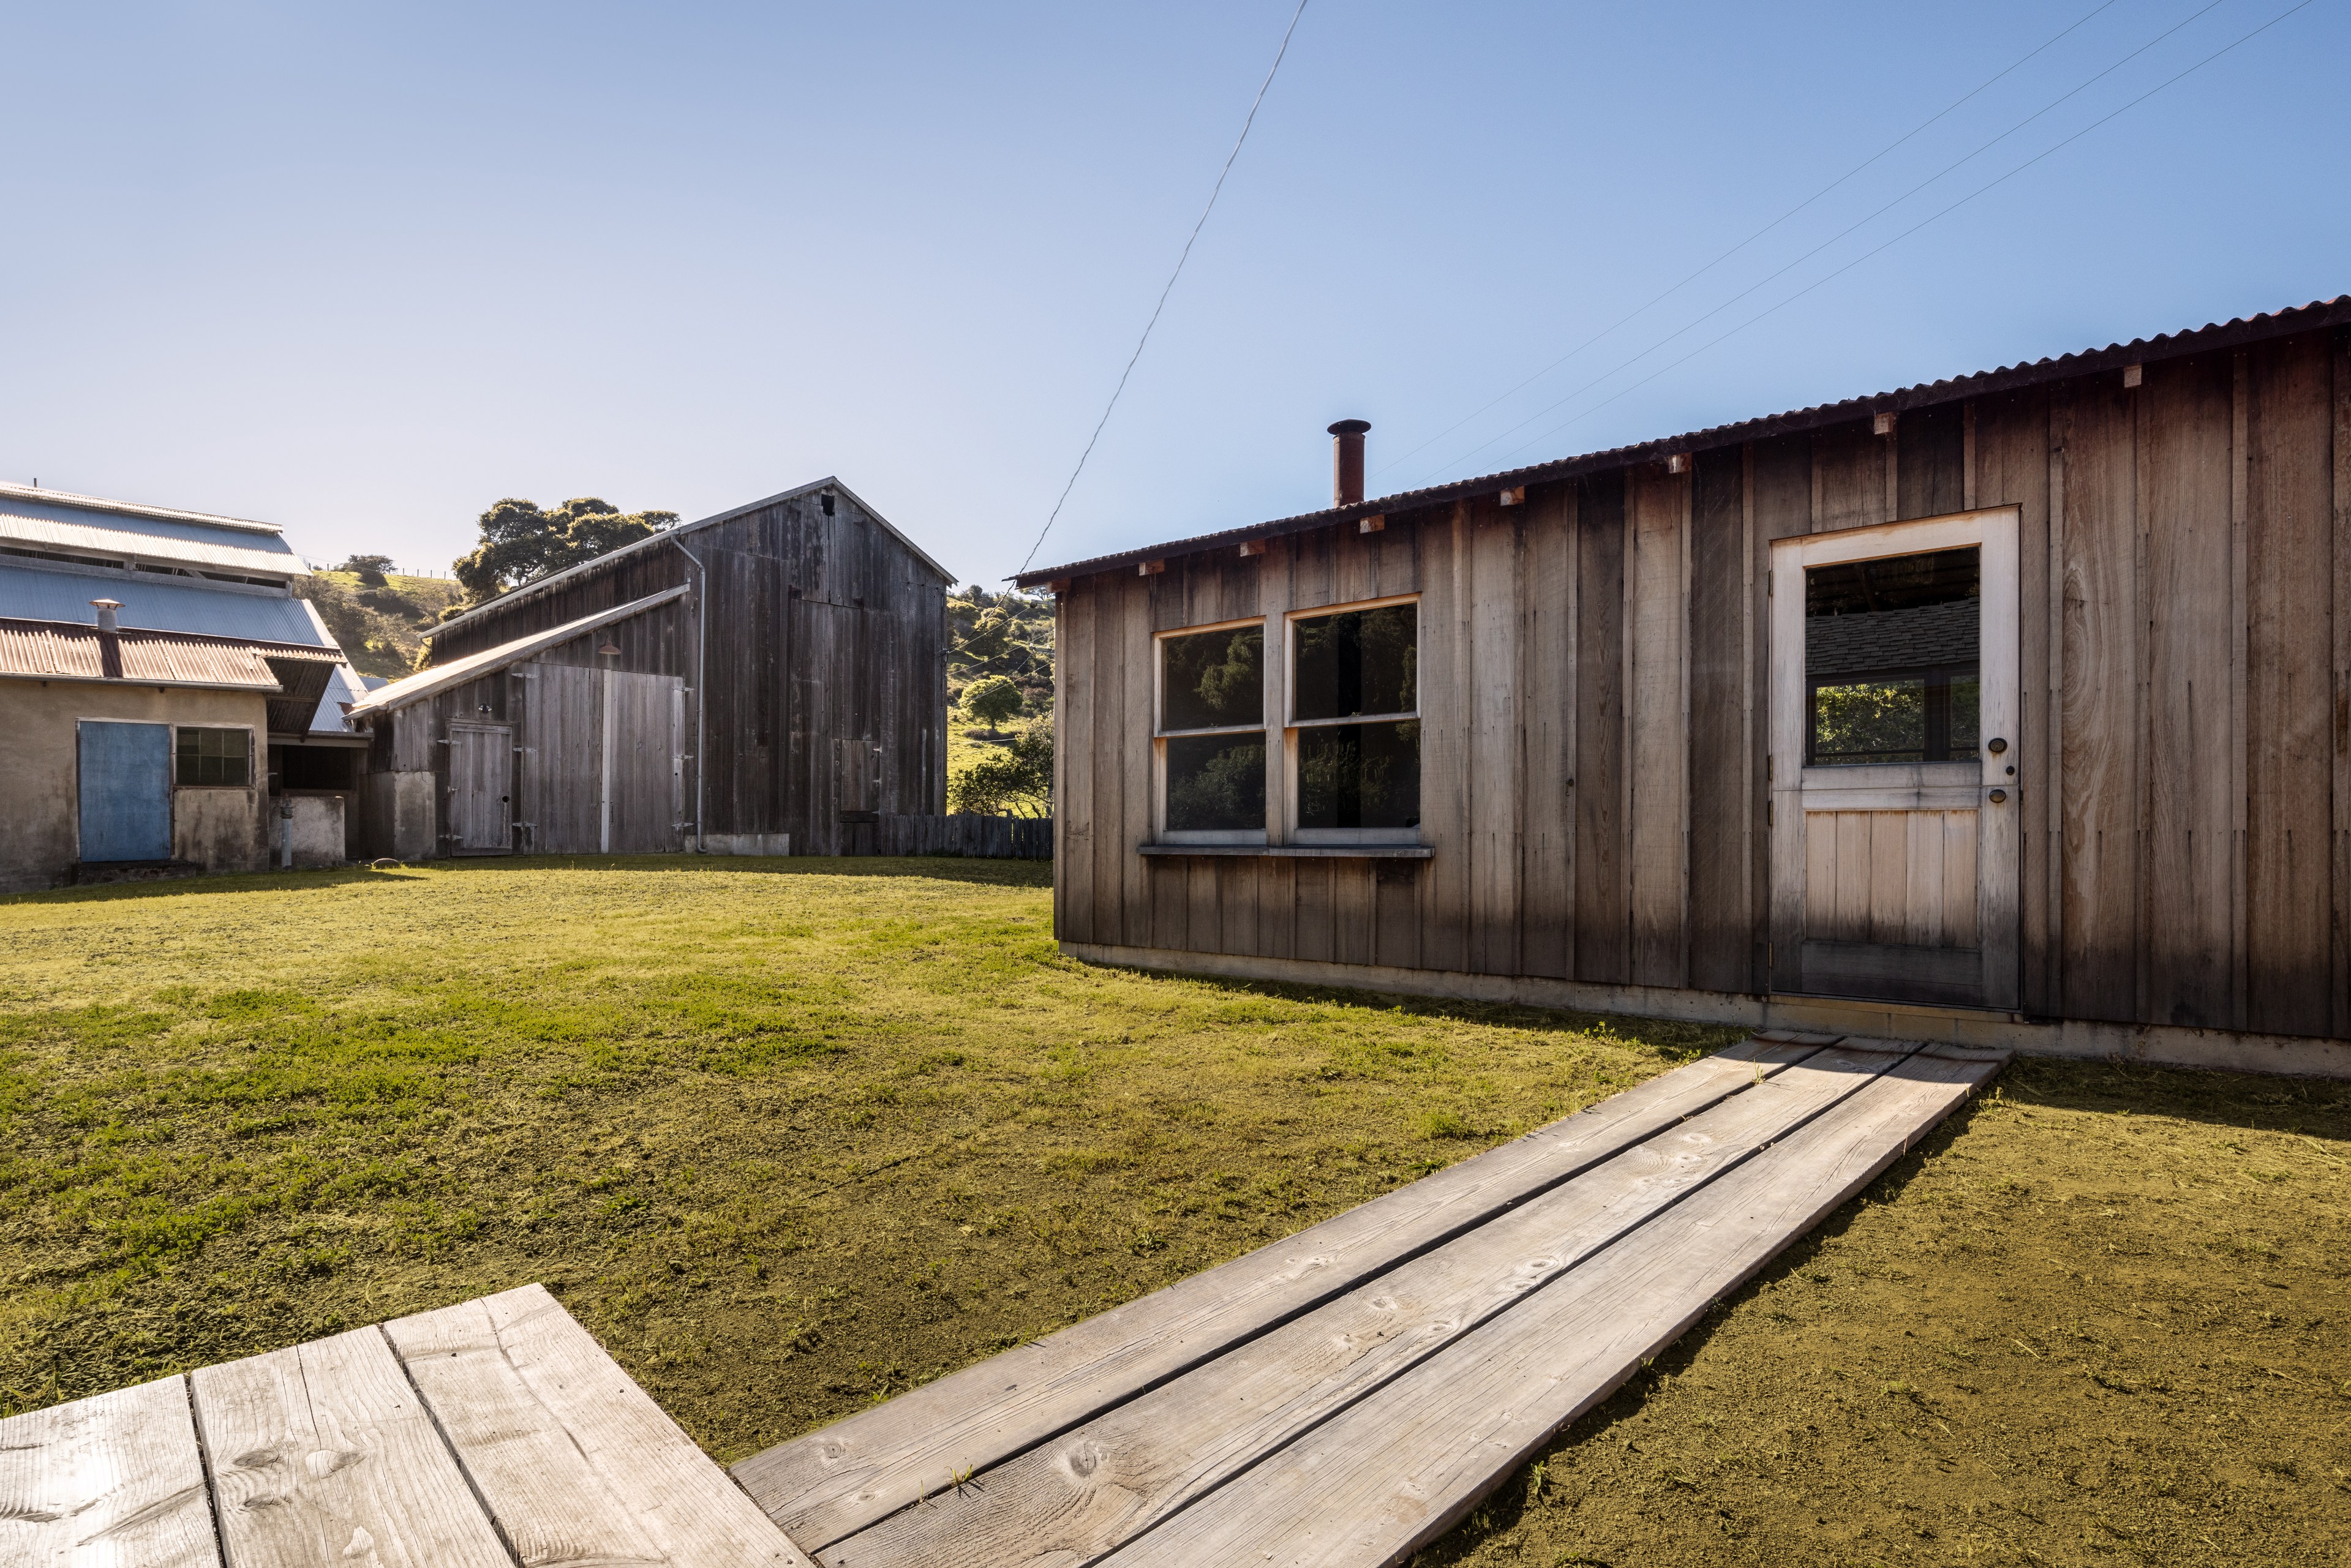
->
[[1988, 789, 2008, 803], [1987, 737, 2008, 754]]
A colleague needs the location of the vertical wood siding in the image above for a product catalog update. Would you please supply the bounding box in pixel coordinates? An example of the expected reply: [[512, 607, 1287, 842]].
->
[[1053, 332, 2346, 1040]]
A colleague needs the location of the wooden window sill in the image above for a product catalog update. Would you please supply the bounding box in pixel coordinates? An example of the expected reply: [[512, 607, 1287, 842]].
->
[[1138, 844, 1432, 860]]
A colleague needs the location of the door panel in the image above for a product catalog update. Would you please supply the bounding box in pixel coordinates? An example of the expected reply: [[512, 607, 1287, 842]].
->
[[1770, 508, 2020, 1010], [522, 664, 603, 852], [606, 672, 684, 853], [78, 721, 172, 861], [450, 726, 511, 853]]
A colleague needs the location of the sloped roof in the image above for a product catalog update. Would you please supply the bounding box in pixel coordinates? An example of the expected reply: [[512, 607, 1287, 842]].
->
[[0, 561, 333, 645], [350, 586, 690, 718], [1016, 294, 2351, 587], [0, 617, 342, 689], [0, 480, 284, 536], [0, 509, 301, 577], [426, 477, 951, 643]]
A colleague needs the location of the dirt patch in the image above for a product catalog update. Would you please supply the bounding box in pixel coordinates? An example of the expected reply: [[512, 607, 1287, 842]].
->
[[1410, 1057, 2350, 1568]]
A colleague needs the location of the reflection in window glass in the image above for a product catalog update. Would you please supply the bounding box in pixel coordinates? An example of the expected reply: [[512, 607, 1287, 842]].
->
[[1166, 733, 1266, 831], [1160, 626, 1263, 732], [1297, 721, 1420, 830], [1805, 547, 1979, 765], [175, 727, 250, 787], [1293, 605, 1416, 722]]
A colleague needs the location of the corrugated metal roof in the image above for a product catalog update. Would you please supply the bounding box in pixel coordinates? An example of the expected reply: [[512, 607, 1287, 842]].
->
[[0, 561, 334, 645], [0, 481, 284, 536], [425, 476, 952, 643], [0, 617, 343, 689], [0, 510, 302, 576], [1017, 294, 2351, 586], [352, 585, 691, 717]]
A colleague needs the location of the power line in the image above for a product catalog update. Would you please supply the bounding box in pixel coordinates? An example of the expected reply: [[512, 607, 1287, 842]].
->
[[1410, 0, 2240, 489], [1018, 0, 1311, 576], [1486, 0, 2319, 471], [1368, 0, 2124, 485]]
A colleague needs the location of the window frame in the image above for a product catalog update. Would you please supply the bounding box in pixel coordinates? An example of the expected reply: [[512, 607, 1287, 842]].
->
[[173, 724, 255, 789], [1283, 593, 1423, 846], [1153, 615, 1270, 846]]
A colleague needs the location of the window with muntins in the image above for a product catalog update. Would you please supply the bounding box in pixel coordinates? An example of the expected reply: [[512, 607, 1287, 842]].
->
[[1803, 547, 1979, 765], [1290, 602, 1420, 835], [176, 727, 251, 787], [1159, 623, 1266, 835]]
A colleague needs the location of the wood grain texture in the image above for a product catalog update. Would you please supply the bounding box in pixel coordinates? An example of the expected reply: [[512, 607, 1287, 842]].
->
[[1688, 447, 1751, 992], [2243, 335, 2336, 1036], [189, 1325, 511, 1568], [2138, 354, 2236, 1028], [390, 1285, 811, 1568], [1416, 505, 1472, 975], [1096, 1048, 2003, 1568], [0, 1374, 222, 1568], [730, 1039, 1824, 1549], [1573, 476, 1628, 983], [1812, 422, 1886, 533], [1898, 405, 1966, 521], [1055, 588, 1091, 943], [1520, 484, 1575, 979], [1467, 502, 1523, 975], [818, 1046, 1903, 1568], [2059, 378, 2142, 1022], [2335, 328, 2351, 1038], [1628, 468, 1690, 988]]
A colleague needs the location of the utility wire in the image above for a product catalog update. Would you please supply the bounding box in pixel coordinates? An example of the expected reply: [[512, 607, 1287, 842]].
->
[[1486, 0, 2317, 470], [1019, 0, 1311, 576], [1369, 0, 2123, 484], [1411, 0, 2237, 489]]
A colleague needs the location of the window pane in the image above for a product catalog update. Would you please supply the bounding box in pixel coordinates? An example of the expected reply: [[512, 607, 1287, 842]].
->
[[176, 728, 249, 787], [1165, 732, 1265, 831], [1805, 547, 1979, 764], [1160, 626, 1263, 732], [1293, 605, 1416, 722], [1297, 721, 1420, 830]]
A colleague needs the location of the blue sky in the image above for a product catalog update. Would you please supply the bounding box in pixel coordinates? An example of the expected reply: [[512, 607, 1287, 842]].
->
[[2, 1, 2341, 587]]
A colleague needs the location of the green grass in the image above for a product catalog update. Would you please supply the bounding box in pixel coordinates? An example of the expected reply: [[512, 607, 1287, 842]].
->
[[0, 857, 1729, 1462]]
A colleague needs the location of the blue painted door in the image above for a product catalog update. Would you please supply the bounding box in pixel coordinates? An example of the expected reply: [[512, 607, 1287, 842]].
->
[[78, 721, 172, 861]]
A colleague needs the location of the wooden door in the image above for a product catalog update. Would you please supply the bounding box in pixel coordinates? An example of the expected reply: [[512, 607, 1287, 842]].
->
[[521, 664, 603, 853], [603, 671, 685, 853], [1769, 508, 2020, 1009], [448, 724, 512, 853]]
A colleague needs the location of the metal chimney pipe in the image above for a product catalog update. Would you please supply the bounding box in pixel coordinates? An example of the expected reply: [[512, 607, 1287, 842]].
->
[[1328, 419, 1370, 508], [91, 598, 121, 632]]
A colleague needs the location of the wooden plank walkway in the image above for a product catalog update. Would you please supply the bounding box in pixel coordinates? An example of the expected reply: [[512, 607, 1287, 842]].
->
[[4, 1033, 2001, 1568], [1, 1283, 813, 1568], [734, 1032, 2005, 1568]]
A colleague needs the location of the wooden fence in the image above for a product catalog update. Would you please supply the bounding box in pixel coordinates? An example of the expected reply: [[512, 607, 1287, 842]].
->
[[855, 813, 1053, 859]]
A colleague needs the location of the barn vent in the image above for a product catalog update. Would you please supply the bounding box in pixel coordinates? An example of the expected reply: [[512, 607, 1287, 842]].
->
[[1328, 419, 1370, 508], [91, 598, 121, 631]]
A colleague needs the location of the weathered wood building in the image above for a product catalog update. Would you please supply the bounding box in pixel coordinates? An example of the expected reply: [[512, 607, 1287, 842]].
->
[[1018, 299, 2351, 1076], [350, 479, 951, 860]]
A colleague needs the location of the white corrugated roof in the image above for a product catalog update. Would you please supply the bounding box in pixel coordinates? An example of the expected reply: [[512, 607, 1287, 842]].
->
[[0, 481, 283, 535], [350, 586, 690, 718], [0, 510, 301, 576]]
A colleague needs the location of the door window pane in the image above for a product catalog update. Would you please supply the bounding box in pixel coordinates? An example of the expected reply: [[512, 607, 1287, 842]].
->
[[175, 727, 250, 787], [1805, 547, 1979, 765], [1160, 625, 1263, 732], [1166, 733, 1266, 831], [1297, 721, 1420, 830], [1293, 604, 1416, 721]]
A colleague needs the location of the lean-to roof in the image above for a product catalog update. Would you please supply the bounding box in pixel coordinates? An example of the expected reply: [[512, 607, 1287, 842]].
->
[[0, 617, 342, 689], [351, 586, 690, 718], [1015, 294, 2351, 587]]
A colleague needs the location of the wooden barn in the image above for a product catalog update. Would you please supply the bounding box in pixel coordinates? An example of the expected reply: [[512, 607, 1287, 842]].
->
[[1017, 298, 2351, 1076], [349, 478, 951, 860]]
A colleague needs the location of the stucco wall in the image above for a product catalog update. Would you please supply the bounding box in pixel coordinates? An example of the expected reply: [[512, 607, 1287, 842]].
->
[[0, 680, 269, 893]]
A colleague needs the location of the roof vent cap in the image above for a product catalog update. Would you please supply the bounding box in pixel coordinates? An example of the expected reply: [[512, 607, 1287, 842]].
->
[[90, 598, 121, 632]]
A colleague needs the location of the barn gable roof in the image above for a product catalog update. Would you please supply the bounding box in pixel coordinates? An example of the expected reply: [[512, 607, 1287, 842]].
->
[[1015, 294, 2351, 587], [351, 585, 690, 719], [424, 477, 950, 644]]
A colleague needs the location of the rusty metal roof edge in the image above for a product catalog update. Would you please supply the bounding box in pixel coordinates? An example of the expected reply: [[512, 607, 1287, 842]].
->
[[1015, 295, 2351, 587]]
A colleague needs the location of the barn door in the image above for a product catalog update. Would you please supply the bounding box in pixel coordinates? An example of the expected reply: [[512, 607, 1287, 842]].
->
[[77, 721, 173, 862], [1769, 508, 2020, 1010], [448, 724, 512, 853], [601, 671, 685, 853]]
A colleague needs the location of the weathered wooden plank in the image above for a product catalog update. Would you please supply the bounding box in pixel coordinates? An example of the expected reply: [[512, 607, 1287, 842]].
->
[[1186, 857, 1220, 956], [1573, 475, 1628, 982], [1332, 860, 1374, 968], [1812, 421, 1885, 533], [1098, 1047, 2003, 1568], [1056, 595, 1091, 940], [1973, 389, 2055, 1010], [2059, 376, 2140, 1021], [1628, 468, 1690, 988], [1897, 403, 1966, 520], [1520, 485, 1575, 980], [1688, 448, 1749, 992], [1418, 503, 1472, 974], [2138, 354, 2235, 1027], [1467, 503, 1522, 975], [1903, 811, 1941, 947], [1149, 858, 1190, 955], [731, 1038, 1825, 1548], [1292, 857, 1336, 966], [389, 1285, 812, 1567], [821, 1045, 1907, 1568], [0, 1374, 221, 1568], [2335, 328, 2351, 1038], [1372, 860, 1421, 970], [1804, 808, 1838, 942], [1120, 573, 1156, 945], [2244, 335, 2336, 1036], [1867, 810, 1907, 945], [189, 1326, 511, 1568]]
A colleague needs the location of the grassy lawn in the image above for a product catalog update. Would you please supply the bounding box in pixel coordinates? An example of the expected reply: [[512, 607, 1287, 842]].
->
[[2, 861, 2342, 1565]]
